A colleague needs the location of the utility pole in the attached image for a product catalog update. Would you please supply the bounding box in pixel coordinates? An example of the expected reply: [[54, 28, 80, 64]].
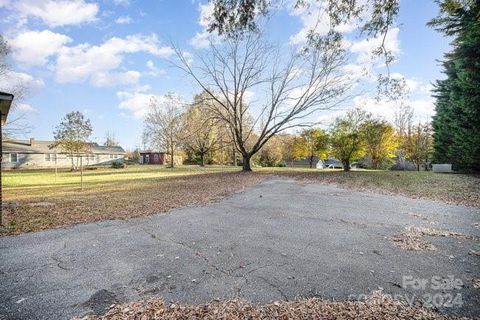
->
[[80, 155, 84, 191]]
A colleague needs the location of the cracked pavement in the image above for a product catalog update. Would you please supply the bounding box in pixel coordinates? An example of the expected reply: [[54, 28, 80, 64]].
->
[[1, 177, 479, 319]]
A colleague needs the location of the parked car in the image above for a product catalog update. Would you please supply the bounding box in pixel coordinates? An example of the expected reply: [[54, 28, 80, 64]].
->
[[324, 158, 343, 169], [327, 163, 343, 169]]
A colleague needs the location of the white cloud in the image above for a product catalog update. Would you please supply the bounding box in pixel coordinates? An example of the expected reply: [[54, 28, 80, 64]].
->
[[112, 0, 130, 5], [342, 63, 373, 82], [419, 83, 434, 95], [115, 16, 132, 24], [116, 89, 157, 118], [9, 30, 72, 67], [0, 71, 44, 113], [243, 90, 255, 105], [288, 0, 358, 45], [16, 103, 36, 112], [190, 32, 212, 49], [146, 60, 165, 77], [91, 71, 141, 87], [350, 27, 401, 64], [189, 2, 221, 49], [352, 94, 435, 122], [409, 98, 435, 121], [55, 34, 174, 86], [116, 90, 185, 119], [5, 0, 99, 27], [288, 2, 330, 45], [0, 71, 45, 92]]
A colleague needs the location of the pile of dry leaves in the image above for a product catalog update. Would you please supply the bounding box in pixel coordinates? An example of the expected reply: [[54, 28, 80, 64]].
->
[[391, 226, 480, 251], [79, 291, 467, 320], [2, 172, 264, 235]]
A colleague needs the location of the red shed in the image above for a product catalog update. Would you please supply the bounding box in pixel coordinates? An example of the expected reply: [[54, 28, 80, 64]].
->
[[139, 151, 166, 165]]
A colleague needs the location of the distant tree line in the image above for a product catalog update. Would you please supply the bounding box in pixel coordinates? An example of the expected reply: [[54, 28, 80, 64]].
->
[[141, 91, 433, 172]]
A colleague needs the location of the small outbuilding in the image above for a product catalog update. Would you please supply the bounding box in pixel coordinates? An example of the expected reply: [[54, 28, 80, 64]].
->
[[139, 151, 183, 165], [139, 151, 166, 165]]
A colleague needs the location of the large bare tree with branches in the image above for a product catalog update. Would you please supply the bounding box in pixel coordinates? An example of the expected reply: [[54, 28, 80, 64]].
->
[[175, 32, 352, 171], [207, 0, 406, 100]]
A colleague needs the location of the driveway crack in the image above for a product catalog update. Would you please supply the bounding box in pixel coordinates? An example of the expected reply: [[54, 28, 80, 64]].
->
[[256, 275, 288, 300], [143, 228, 230, 276], [50, 242, 70, 271]]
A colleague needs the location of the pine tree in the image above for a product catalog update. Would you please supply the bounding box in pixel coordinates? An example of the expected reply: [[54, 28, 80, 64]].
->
[[430, 0, 480, 171]]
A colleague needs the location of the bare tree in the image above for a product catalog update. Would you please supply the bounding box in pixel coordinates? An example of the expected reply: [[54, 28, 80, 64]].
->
[[174, 32, 352, 171], [393, 103, 414, 169], [208, 0, 405, 100], [0, 35, 32, 136], [143, 93, 185, 168], [394, 103, 414, 137], [104, 131, 119, 147], [183, 93, 223, 166]]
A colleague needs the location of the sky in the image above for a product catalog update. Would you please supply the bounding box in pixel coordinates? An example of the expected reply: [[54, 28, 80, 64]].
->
[[0, 0, 451, 149]]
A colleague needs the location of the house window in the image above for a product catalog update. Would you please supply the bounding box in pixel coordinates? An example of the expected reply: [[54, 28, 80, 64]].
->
[[45, 153, 57, 161], [10, 153, 18, 163]]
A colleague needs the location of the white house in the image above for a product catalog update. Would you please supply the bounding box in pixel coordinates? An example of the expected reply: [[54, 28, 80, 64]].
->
[[2, 138, 125, 169]]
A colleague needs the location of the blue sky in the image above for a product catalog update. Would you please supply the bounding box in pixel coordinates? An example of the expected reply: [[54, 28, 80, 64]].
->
[[0, 0, 450, 149]]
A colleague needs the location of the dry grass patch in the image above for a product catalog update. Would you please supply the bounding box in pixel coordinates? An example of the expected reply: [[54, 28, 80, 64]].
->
[[79, 291, 467, 320], [263, 170, 480, 208], [391, 226, 480, 251], [2, 170, 263, 236]]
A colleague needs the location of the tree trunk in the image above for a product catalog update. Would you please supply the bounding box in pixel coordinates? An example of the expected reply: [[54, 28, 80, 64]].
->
[[343, 159, 350, 172], [200, 152, 205, 167], [232, 147, 237, 166], [170, 145, 175, 168], [242, 154, 252, 172], [309, 155, 314, 168], [80, 156, 84, 191]]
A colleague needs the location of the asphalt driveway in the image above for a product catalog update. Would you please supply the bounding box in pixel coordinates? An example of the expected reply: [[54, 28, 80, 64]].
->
[[1, 177, 479, 319]]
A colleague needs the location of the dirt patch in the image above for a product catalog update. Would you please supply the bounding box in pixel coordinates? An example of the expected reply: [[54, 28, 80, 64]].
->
[[391, 226, 480, 251], [78, 290, 464, 320]]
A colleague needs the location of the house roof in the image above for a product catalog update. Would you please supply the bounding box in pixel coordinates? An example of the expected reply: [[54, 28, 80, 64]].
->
[[2, 139, 125, 155], [139, 150, 167, 154]]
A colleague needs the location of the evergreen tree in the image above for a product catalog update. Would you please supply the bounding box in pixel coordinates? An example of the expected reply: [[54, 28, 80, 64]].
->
[[430, 0, 480, 171]]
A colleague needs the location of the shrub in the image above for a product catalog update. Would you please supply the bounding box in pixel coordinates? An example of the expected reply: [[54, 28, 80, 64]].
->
[[111, 161, 125, 169]]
